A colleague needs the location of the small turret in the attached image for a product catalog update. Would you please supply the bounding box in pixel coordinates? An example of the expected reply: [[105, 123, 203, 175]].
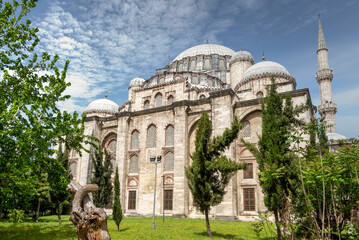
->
[[229, 50, 254, 89]]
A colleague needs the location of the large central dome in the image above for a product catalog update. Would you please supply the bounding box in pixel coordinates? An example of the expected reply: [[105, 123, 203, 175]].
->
[[173, 43, 235, 62]]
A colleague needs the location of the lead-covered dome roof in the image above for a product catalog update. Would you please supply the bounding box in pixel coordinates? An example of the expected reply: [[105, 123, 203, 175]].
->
[[84, 98, 119, 114], [173, 43, 235, 62], [230, 50, 254, 64], [326, 132, 346, 141], [242, 61, 292, 82], [129, 77, 145, 87]]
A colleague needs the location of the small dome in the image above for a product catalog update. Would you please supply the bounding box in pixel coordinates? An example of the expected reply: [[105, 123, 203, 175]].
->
[[173, 43, 235, 62], [242, 61, 292, 82], [326, 132, 346, 141], [84, 98, 119, 114], [129, 77, 145, 87], [230, 50, 254, 64]]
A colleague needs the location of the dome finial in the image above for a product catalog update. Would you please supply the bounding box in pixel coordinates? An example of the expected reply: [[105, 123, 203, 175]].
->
[[206, 39, 208, 44], [262, 52, 266, 61], [105, 91, 108, 99]]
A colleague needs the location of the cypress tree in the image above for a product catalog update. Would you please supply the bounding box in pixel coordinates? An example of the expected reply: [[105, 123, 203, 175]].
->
[[243, 78, 304, 240], [185, 111, 247, 237], [112, 166, 122, 230], [91, 149, 113, 208]]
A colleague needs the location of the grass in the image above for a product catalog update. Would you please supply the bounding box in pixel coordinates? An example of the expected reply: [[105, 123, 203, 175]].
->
[[0, 215, 275, 239]]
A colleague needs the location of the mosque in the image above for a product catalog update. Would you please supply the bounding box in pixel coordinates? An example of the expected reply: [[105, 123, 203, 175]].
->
[[68, 15, 345, 219]]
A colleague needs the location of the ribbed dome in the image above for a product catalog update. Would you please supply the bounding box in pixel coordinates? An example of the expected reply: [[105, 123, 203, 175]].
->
[[84, 99, 119, 114], [243, 61, 291, 81], [173, 43, 235, 62], [129, 77, 145, 87], [230, 50, 254, 64]]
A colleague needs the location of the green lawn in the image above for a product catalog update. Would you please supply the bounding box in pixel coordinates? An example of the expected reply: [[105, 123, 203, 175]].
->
[[0, 215, 274, 239]]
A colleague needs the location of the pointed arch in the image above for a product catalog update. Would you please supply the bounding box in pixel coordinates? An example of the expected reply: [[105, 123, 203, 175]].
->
[[147, 124, 157, 148]]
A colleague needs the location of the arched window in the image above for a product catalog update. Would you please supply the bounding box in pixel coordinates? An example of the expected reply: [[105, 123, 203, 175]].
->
[[147, 124, 156, 148], [165, 125, 174, 146], [192, 77, 198, 84], [219, 59, 225, 70], [204, 58, 211, 70], [243, 121, 251, 138], [199, 94, 206, 99], [144, 100, 150, 109], [256, 91, 263, 98], [155, 93, 162, 107], [167, 95, 174, 105], [129, 155, 138, 173], [164, 152, 174, 171], [131, 130, 139, 150], [107, 139, 117, 154], [190, 60, 196, 71]]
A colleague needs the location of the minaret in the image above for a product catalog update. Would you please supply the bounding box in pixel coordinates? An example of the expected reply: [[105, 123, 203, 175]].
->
[[316, 14, 337, 133]]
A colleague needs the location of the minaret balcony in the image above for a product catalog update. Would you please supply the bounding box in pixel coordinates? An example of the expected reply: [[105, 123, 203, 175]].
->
[[316, 69, 333, 83], [318, 102, 337, 115]]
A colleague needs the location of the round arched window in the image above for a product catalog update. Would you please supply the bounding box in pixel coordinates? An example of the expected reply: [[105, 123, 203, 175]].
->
[[107, 139, 117, 153]]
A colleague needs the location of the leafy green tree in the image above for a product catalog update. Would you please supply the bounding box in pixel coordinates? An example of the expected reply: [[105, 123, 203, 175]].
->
[[243, 79, 306, 240], [112, 166, 122, 230], [0, 0, 95, 214], [91, 149, 113, 208], [185, 111, 246, 237]]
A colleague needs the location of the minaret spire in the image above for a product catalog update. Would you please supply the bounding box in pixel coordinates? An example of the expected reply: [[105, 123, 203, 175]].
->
[[315, 14, 337, 133], [317, 13, 327, 52]]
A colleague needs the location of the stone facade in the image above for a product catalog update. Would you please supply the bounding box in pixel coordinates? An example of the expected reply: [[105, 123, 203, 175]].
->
[[68, 16, 345, 220]]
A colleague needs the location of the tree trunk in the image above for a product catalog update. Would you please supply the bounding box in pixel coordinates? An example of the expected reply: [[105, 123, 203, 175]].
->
[[36, 198, 40, 223], [67, 180, 111, 240], [0, 207, 3, 219], [205, 209, 212, 238], [57, 204, 62, 225], [274, 210, 282, 240]]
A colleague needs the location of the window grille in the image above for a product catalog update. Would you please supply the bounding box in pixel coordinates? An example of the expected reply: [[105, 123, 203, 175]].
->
[[70, 162, 77, 178], [131, 130, 139, 150], [243, 188, 255, 211], [128, 191, 136, 210], [155, 93, 162, 107], [164, 190, 173, 210], [108, 139, 117, 153], [165, 125, 174, 146], [256, 91, 263, 98], [244, 163, 253, 179], [129, 155, 138, 173], [168, 95, 174, 105], [147, 124, 156, 148], [144, 100, 150, 109], [243, 121, 251, 138], [164, 152, 174, 171]]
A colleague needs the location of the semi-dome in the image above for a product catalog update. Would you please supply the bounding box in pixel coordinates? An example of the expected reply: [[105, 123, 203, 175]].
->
[[84, 98, 119, 114], [173, 43, 235, 62], [129, 77, 145, 87], [327, 132, 346, 141], [230, 50, 254, 64], [242, 61, 292, 82]]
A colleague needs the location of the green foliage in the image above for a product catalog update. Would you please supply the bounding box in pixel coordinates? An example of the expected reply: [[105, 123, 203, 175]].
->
[[91, 149, 113, 208], [292, 139, 359, 238], [243, 78, 306, 239], [8, 209, 25, 223], [251, 211, 276, 240], [112, 166, 122, 230], [0, 0, 96, 213], [185, 111, 246, 237]]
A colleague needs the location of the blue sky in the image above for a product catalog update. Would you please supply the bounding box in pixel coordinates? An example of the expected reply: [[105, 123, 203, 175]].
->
[[28, 0, 359, 138]]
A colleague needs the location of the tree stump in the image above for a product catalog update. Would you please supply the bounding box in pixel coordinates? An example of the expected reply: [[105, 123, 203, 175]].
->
[[67, 180, 111, 240]]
